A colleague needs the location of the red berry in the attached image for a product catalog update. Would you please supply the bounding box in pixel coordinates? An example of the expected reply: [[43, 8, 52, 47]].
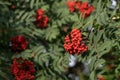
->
[[66, 0, 76, 12], [10, 35, 28, 51], [35, 9, 49, 28], [64, 29, 88, 54], [66, 0, 94, 18], [11, 58, 35, 80]]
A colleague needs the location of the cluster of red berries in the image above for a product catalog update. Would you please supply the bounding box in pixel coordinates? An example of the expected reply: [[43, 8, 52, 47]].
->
[[67, 0, 94, 18], [35, 9, 49, 28], [64, 29, 88, 54], [10, 35, 28, 51], [11, 58, 35, 80]]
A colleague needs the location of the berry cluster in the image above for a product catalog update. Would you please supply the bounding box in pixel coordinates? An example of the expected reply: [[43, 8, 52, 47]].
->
[[66, 0, 76, 13], [67, 0, 94, 18], [64, 29, 88, 54], [11, 58, 35, 80], [35, 9, 49, 28], [10, 35, 28, 51]]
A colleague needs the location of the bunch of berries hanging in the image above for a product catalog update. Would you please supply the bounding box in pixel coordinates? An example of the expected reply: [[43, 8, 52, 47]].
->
[[64, 29, 88, 54], [35, 9, 49, 28], [11, 58, 35, 80], [67, 0, 94, 18], [10, 35, 28, 52]]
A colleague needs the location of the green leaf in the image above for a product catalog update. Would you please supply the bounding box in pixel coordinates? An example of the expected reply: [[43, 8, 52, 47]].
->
[[45, 27, 59, 41], [41, 5, 49, 11], [94, 30, 104, 44], [89, 56, 96, 71], [30, 0, 34, 9], [90, 71, 95, 80], [94, 59, 105, 69]]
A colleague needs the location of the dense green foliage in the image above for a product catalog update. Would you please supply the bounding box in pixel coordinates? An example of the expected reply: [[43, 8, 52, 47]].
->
[[0, 0, 120, 80]]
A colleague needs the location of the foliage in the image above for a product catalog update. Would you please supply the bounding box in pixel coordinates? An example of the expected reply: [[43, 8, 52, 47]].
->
[[0, 0, 120, 80]]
